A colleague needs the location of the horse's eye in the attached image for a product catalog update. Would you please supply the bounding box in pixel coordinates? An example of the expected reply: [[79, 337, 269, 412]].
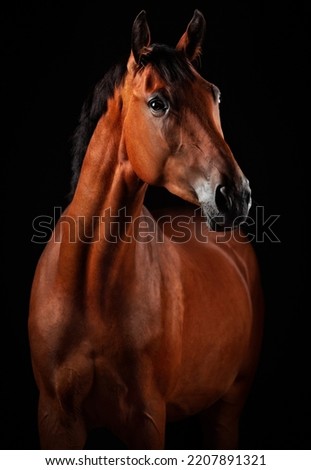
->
[[148, 97, 169, 116]]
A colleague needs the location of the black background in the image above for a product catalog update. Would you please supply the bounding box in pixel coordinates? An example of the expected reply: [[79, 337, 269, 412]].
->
[[1, 1, 309, 450]]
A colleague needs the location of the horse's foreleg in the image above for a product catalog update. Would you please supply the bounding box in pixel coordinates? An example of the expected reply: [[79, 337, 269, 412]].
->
[[34, 353, 94, 449], [199, 378, 253, 450], [38, 392, 87, 449], [124, 402, 166, 450], [199, 398, 241, 449]]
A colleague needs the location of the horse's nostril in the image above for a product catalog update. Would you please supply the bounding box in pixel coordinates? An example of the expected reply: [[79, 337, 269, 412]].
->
[[215, 185, 232, 213]]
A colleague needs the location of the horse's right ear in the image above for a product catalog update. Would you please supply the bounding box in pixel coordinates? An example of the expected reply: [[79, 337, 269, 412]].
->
[[131, 10, 151, 64]]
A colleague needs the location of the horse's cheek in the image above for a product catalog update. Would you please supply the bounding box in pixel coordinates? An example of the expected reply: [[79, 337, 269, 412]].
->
[[125, 118, 168, 184]]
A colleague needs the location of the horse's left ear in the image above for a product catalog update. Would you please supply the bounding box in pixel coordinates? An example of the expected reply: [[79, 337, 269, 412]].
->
[[131, 10, 151, 64], [176, 9, 206, 62]]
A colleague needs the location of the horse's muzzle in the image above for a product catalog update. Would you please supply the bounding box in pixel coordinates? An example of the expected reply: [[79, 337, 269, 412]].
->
[[203, 182, 252, 231]]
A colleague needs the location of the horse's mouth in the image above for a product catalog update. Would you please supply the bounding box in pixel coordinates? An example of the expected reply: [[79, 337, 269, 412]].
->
[[201, 203, 246, 232]]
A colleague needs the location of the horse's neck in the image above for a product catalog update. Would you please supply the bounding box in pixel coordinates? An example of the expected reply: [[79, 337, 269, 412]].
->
[[55, 102, 148, 283], [71, 105, 145, 218]]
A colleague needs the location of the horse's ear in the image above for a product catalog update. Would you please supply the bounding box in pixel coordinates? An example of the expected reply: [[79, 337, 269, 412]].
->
[[176, 9, 206, 62], [131, 10, 151, 64]]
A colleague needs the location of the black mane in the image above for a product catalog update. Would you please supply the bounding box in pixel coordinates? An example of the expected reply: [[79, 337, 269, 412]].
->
[[69, 44, 195, 199], [69, 60, 128, 199]]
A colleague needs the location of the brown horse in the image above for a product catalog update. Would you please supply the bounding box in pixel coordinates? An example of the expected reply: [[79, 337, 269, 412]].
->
[[28, 10, 264, 450]]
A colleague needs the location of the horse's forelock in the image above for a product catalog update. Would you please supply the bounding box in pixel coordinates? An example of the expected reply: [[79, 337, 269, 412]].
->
[[137, 44, 195, 84]]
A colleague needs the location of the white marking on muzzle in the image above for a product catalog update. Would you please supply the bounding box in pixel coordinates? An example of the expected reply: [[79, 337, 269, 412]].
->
[[193, 179, 214, 204]]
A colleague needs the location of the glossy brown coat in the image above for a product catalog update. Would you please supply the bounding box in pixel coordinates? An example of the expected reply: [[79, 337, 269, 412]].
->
[[28, 10, 264, 450]]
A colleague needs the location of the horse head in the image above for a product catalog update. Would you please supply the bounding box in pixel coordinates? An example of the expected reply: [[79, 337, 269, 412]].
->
[[121, 10, 251, 230]]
